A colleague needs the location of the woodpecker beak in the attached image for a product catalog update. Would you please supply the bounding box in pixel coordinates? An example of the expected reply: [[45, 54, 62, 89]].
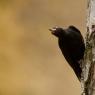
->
[[49, 27, 58, 35], [49, 28, 56, 34]]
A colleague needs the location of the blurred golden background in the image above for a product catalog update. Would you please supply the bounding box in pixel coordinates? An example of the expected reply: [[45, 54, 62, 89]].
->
[[0, 0, 86, 95]]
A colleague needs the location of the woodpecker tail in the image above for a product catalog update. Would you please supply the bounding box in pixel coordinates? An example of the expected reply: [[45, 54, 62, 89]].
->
[[71, 61, 82, 81]]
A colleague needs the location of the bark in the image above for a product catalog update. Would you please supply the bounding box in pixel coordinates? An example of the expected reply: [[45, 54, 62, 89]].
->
[[81, 0, 95, 95]]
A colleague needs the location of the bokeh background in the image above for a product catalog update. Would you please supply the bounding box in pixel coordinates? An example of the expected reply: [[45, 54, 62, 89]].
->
[[0, 0, 87, 95]]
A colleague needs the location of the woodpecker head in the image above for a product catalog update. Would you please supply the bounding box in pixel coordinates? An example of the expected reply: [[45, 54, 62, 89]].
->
[[49, 27, 65, 38]]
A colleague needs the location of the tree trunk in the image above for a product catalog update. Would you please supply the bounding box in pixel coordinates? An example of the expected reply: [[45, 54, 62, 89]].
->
[[81, 0, 95, 95]]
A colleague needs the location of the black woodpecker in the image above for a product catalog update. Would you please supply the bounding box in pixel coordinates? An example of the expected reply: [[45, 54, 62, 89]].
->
[[49, 26, 85, 81]]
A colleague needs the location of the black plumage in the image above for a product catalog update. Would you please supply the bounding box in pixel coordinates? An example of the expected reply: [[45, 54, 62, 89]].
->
[[49, 26, 85, 81]]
